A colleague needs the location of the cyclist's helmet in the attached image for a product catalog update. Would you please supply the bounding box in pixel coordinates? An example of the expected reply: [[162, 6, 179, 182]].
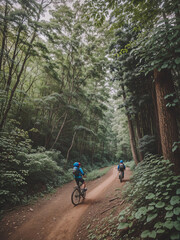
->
[[73, 162, 79, 167], [120, 160, 123, 163]]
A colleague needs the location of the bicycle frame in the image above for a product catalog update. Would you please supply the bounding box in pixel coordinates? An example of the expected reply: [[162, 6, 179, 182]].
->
[[71, 182, 86, 206]]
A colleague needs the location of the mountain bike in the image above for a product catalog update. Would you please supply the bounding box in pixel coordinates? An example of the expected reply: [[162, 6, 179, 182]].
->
[[119, 170, 124, 183], [71, 182, 86, 206]]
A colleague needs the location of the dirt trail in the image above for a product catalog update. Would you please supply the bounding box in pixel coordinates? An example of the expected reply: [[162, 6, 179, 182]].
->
[[0, 167, 130, 240]]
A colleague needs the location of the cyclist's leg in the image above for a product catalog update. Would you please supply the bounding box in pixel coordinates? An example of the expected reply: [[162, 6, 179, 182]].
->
[[83, 180, 87, 190], [79, 178, 84, 188], [79, 178, 87, 190], [82, 178, 87, 188], [75, 178, 80, 186]]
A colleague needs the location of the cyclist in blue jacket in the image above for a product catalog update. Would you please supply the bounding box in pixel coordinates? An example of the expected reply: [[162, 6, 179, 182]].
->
[[117, 160, 126, 178], [73, 162, 87, 191]]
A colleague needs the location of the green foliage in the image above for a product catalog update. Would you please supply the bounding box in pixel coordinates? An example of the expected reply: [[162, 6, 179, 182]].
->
[[118, 154, 180, 239], [74, 125, 96, 136], [130, 14, 180, 78], [0, 125, 72, 210], [141, 230, 156, 239], [125, 161, 136, 171], [26, 152, 62, 185], [164, 93, 179, 108], [0, 126, 32, 208], [86, 167, 111, 181], [172, 141, 180, 153]]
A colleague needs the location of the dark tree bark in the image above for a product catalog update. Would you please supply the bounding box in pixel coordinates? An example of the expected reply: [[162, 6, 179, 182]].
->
[[128, 116, 139, 165], [154, 68, 180, 174], [0, 1, 8, 72], [151, 81, 162, 155]]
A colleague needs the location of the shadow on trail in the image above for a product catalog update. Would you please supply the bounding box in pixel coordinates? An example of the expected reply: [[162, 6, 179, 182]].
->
[[121, 179, 130, 183], [82, 198, 102, 205]]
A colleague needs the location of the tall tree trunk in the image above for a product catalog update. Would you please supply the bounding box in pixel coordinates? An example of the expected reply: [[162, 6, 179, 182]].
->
[[51, 112, 68, 149], [0, 0, 45, 130], [128, 116, 139, 165], [0, 1, 8, 72], [5, 27, 22, 94], [66, 131, 77, 162], [136, 115, 143, 161], [121, 83, 139, 165], [154, 68, 180, 174], [0, 52, 31, 130], [151, 81, 162, 155], [0, 31, 36, 130]]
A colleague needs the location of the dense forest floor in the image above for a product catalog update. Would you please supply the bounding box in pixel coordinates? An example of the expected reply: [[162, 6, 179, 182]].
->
[[0, 167, 131, 240]]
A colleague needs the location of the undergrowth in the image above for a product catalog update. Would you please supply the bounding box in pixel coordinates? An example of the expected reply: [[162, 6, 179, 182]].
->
[[125, 161, 135, 171], [0, 126, 113, 214], [118, 154, 180, 240], [86, 167, 111, 181], [86, 154, 180, 240]]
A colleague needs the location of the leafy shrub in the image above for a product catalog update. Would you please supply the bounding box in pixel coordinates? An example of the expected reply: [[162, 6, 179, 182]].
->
[[86, 167, 111, 181], [45, 150, 65, 167], [26, 152, 62, 186], [0, 127, 71, 211], [0, 128, 32, 208], [118, 154, 180, 240], [125, 161, 135, 170]]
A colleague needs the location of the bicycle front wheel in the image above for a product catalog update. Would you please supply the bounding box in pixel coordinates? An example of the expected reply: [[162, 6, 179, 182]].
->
[[71, 188, 81, 206]]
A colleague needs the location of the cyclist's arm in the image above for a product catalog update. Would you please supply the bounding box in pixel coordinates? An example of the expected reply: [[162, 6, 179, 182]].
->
[[79, 167, 84, 176]]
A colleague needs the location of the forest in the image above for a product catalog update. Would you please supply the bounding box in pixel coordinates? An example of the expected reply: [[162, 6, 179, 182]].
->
[[0, 0, 180, 239]]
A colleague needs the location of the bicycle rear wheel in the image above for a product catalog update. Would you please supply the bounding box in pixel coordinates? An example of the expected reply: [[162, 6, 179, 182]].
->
[[71, 188, 81, 206], [82, 189, 86, 199], [119, 172, 122, 182]]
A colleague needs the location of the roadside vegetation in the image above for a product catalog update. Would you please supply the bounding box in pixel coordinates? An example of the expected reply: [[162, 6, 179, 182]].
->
[[120, 154, 180, 240], [86, 166, 111, 181], [87, 154, 180, 240]]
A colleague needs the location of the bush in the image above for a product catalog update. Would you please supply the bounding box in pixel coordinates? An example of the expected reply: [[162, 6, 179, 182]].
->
[[0, 127, 71, 211], [125, 161, 136, 170], [86, 167, 111, 181], [117, 154, 180, 240], [0, 127, 32, 208], [26, 152, 62, 186]]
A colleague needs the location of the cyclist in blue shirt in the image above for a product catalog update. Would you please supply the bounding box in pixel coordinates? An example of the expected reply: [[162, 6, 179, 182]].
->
[[73, 162, 87, 191], [117, 160, 126, 178]]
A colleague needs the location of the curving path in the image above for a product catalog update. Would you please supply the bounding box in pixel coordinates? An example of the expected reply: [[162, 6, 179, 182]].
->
[[0, 167, 130, 240]]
